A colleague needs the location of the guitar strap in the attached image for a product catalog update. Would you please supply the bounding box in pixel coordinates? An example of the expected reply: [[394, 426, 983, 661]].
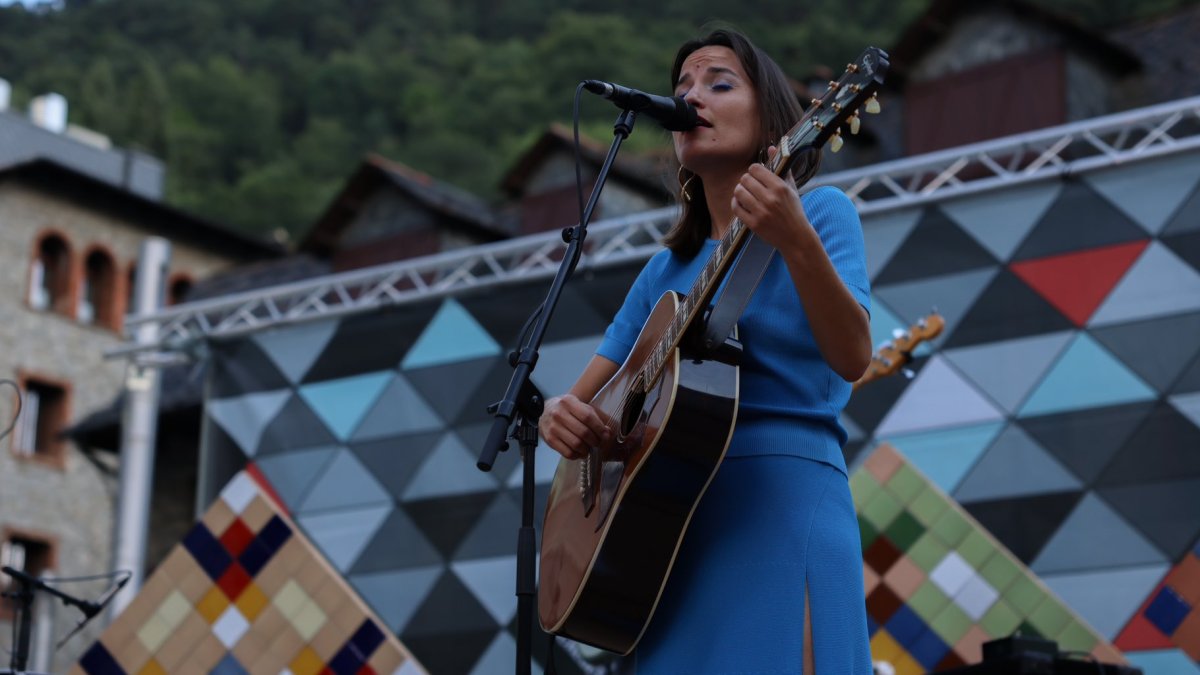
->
[[700, 231, 776, 355]]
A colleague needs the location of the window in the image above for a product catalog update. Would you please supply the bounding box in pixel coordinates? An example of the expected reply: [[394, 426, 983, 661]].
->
[[28, 234, 73, 316], [79, 249, 118, 329], [168, 275, 194, 306], [0, 532, 54, 619], [12, 375, 70, 467]]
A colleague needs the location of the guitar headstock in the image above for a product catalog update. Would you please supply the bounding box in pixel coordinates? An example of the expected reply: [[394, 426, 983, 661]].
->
[[853, 312, 945, 391], [772, 46, 889, 173]]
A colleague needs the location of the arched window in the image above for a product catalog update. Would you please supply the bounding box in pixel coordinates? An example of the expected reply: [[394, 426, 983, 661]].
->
[[28, 234, 73, 316], [168, 274, 194, 306], [79, 248, 118, 329]]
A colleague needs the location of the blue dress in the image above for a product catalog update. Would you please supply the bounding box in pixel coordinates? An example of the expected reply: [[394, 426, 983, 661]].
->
[[595, 187, 873, 673]]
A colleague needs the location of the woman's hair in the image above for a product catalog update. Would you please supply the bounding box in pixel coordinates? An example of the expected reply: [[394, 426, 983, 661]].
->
[[663, 28, 804, 258]]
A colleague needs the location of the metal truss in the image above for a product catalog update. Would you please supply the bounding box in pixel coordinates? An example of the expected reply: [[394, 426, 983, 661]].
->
[[817, 94, 1200, 213], [119, 95, 1200, 361]]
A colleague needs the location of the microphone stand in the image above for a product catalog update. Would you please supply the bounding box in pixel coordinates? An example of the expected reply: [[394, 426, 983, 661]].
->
[[1, 566, 114, 674], [477, 107, 638, 675]]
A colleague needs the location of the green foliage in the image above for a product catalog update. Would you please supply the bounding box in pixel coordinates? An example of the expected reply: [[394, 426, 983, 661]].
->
[[0, 0, 1191, 238]]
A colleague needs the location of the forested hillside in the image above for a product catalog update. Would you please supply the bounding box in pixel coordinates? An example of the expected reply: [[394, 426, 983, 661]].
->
[[0, 0, 1190, 239]]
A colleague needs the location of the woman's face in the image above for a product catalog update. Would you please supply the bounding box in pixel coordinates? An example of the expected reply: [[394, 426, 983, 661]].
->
[[672, 45, 762, 177]]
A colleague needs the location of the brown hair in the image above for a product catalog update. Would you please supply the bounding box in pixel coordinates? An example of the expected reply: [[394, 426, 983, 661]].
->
[[664, 28, 804, 258]]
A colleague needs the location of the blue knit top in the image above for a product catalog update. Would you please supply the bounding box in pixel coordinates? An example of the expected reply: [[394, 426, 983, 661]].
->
[[595, 186, 871, 475]]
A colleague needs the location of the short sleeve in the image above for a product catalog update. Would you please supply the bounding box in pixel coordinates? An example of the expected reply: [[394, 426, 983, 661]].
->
[[595, 253, 667, 365], [801, 186, 871, 315]]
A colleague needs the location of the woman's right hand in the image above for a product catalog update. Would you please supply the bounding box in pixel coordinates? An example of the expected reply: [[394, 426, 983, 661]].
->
[[539, 394, 612, 460]]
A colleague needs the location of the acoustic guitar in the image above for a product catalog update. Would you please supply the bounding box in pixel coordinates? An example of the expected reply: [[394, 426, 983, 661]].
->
[[538, 47, 890, 655]]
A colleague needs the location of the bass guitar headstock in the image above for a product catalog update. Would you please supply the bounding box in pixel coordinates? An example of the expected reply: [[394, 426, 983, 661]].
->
[[853, 312, 945, 391]]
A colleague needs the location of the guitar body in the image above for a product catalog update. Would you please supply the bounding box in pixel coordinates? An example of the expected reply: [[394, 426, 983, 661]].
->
[[538, 291, 739, 654]]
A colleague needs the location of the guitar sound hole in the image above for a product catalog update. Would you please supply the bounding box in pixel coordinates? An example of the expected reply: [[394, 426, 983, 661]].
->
[[621, 389, 646, 437]]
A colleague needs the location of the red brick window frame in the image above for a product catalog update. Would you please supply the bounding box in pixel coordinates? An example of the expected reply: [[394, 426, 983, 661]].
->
[[10, 372, 72, 470], [28, 230, 76, 318], [0, 527, 57, 622], [79, 245, 121, 331]]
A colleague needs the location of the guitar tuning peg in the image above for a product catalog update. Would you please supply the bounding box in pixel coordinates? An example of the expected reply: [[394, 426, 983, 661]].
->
[[830, 130, 844, 153], [865, 93, 881, 114], [849, 114, 861, 135]]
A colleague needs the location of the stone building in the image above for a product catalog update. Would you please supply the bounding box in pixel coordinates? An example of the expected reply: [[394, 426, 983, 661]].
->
[[0, 99, 279, 672]]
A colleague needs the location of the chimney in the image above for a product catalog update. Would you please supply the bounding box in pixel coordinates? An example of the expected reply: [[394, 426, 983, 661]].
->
[[30, 92, 67, 133], [0, 78, 10, 111]]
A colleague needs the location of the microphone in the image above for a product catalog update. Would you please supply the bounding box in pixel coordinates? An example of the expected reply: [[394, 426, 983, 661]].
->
[[583, 80, 698, 131]]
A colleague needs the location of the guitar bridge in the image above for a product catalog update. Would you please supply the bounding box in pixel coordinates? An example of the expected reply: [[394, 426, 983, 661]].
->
[[579, 451, 596, 516]]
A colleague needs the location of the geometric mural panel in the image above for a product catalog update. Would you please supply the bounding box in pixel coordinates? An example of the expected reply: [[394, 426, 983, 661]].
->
[[1089, 241, 1200, 326], [401, 433, 499, 502], [873, 268, 997, 351], [301, 302, 440, 385], [295, 448, 391, 514], [1162, 182, 1200, 237], [941, 268, 1076, 349], [404, 355, 500, 429], [252, 318, 339, 385], [351, 374, 444, 441], [1099, 478, 1200, 561], [872, 207, 999, 285], [298, 371, 393, 441], [1172, 391, 1200, 428], [252, 445, 339, 510], [879, 421, 1005, 495], [1030, 493, 1166, 575], [1084, 152, 1200, 237], [195, 150, 1200, 673], [348, 508, 443, 575], [1041, 563, 1171, 639], [942, 181, 1062, 262], [349, 565, 443, 636], [1017, 332, 1156, 417], [942, 331, 1073, 414], [1092, 312, 1200, 394], [961, 490, 1083, 566], [256, 393, 339, 455], [953, 424, 1081, 503], [296, 504, 392, 573], [862, 207, 922, 280], [351, 431, 442, 502], [206, 390, 291, 458], [874, 356, 1006, 437], [529, 335, 604, 406], [1011, 180, 1147, 262], [1011, 240, 1147, 327], [451, 556, 519, 626], [1095, 401, 1200, 488], [1018, 401, 1156, 485], [401, 299, 501, 371], [78, 472, 425, 674], [1163, 230, 1200, 278]]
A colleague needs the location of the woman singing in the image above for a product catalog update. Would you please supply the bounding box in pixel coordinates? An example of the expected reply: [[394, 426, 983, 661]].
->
[[539, 28, 874, 673]]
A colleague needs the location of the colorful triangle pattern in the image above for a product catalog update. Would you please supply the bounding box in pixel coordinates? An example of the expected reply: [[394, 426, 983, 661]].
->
[[75, 472, 426, 675], [1010, 240, 1148, 327], [193, 146, 1200, 673]]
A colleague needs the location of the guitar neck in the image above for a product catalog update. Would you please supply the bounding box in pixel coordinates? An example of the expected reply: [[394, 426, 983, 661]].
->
[[641, 217, 749, 387]]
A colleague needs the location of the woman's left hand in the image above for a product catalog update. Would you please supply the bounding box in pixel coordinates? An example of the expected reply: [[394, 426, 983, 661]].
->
[[731, 148, 811, 253]]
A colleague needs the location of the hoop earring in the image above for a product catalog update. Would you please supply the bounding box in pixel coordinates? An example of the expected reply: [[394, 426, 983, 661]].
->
[[678, 166, 695, 203]]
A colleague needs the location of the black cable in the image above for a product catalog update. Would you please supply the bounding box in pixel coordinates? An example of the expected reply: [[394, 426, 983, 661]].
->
[[0, 379, 22, 443], [573, 82, 587, 229]]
